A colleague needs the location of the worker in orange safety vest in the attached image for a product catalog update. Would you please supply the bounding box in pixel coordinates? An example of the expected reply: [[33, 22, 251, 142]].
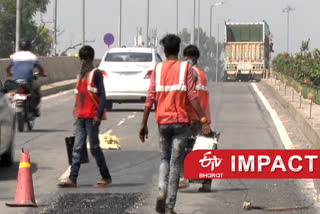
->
[[139, 35, 211, 214], [58, 46, 111, 188], [179, 45, 212, 192]]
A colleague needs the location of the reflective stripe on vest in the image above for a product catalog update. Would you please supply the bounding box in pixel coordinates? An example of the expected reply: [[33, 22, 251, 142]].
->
[[155, 61, 188, 92], [87, 68, 98, 93], [193, 66, 208, 91]]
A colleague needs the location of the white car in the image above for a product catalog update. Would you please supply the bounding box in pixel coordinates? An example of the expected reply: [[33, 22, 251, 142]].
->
[[99, 47, 162, 110], [0, 80, 17, 167]]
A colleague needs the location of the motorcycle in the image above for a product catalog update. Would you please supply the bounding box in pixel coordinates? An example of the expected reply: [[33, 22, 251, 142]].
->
[[6, 73, 39, 132]]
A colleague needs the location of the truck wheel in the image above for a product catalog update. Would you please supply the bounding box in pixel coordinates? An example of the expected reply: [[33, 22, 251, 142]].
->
[[27, 119, 35, 131], [17, 112, 24, 132], [0, 142, 14, 167], [154, 102, 157, 111], [105, 101, 112, 111]]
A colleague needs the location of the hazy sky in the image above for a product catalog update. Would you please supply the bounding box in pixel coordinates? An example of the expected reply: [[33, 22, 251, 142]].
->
[[39, 0, 320, 58]]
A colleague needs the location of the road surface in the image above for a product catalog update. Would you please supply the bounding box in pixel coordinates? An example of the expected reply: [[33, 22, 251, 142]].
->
[[0, 82, 319, 214]]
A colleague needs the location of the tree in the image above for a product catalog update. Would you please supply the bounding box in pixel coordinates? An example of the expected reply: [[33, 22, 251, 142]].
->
[[0, 0, 51, 58], [32, 24, 53, 56], [178, 27, 224, 81], [272, 39, 320, 86]]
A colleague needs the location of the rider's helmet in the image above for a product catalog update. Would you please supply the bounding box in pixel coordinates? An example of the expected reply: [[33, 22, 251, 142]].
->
[[19, 40, 32, 51]]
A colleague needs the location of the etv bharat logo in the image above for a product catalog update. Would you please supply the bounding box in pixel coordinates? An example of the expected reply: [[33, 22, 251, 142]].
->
[[198, 151, 224, 178]]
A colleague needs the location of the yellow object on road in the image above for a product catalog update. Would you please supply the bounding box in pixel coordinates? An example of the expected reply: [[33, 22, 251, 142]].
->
[[87, 133, 120, 150]]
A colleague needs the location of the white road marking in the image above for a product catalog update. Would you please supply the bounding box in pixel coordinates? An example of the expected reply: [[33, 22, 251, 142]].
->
[[58, 165, 71, 182], [106, 129, 113, 135], [117, 118, 125, 126], [251, 83, 293, 149], [252, 83, 320, 204], [128, 114, 135, 119]]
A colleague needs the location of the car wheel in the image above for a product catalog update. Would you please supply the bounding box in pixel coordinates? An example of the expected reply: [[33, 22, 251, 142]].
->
[[17, 112, 24, 132], [27, 119, 35, 131], [0, 141, 14, 167], [154, 102, 157, 111], [105, 101, 112, 111]]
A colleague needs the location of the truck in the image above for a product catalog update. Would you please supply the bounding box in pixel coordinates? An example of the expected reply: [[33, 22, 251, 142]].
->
[[224, 21, 272, 81]]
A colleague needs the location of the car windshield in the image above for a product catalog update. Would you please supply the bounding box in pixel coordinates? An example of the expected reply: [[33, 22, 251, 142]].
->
[[105, 52, 152, 62]]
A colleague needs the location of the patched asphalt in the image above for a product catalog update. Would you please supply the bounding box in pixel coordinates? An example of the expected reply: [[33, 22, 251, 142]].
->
[[34, 193, 144, 214]]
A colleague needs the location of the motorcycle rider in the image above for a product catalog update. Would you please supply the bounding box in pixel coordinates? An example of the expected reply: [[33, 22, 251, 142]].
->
[[6, 40, 46, 116]]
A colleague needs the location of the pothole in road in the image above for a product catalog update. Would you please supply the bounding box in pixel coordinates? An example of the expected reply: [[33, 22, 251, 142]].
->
[[37, 193, 144, 214]]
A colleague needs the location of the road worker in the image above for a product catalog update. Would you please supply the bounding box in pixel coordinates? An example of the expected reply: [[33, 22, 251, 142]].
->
[[58, 45, 112, 188], [139, 34, 211, 214], [179, 45, 212, 192]]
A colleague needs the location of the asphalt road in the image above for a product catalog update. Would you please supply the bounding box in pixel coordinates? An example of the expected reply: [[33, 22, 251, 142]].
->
[[0, 82, 319, 214]]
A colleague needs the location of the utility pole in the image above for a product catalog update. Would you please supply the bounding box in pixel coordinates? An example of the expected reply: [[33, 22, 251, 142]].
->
[[282, 5, 295, 53], [119, 0, 122, 47], [215, 24, 219, 83], [197, 0, 200, 48], [82, 0, 85, 46], [191, 0, 195, 44], [176, 0, 179, 34], [210, 2, 224, 45], [146, 0, 150, 47], [210, 5, 213, 39], [16, 0, 21, 52], [53, 0, 57, 56]]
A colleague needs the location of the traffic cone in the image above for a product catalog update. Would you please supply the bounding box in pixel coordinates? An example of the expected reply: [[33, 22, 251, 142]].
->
[[6, 149, 37, 207]]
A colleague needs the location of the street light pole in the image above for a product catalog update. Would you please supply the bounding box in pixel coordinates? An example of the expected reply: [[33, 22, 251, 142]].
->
[[197, 0, 200, 48], [191, 0, 195, 44], [209, 2, 224, 82], [53, 0, 57, 56], [282, 5, 294, 53], [210, 5, 213, 39], [176, 0, 179, 34], [215, 24, 219, 83], [287, 12, 289, 53], [146, 0, 149, 47], [82, 0, 85, 46], [16, 0, 21, 52], [119, 0, 122, 47], [210, 2, 224, 39]]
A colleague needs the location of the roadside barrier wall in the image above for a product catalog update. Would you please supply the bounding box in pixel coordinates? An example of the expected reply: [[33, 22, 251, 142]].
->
[[0, 57, 101, 86]]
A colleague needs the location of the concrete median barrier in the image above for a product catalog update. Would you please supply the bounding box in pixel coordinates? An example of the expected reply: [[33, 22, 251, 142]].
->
[[261, 79, 320, 148], [0, 57, 100, 96]]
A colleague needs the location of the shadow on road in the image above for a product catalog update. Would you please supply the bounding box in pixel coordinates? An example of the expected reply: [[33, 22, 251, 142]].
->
[[211, 187, 248, 193], [108, 182, 145, 188], [0, 161, 38, 181], [108, 109, 145, 112], [78, 182, 145, 188], [30, 129, 68, 133], [181, 187, 248, 194]]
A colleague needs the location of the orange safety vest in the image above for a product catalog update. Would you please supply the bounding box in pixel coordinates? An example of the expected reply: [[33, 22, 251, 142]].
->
[[74, 68, 107, 120], [189, 66, 211, 123], [155, 61, 190, 125]]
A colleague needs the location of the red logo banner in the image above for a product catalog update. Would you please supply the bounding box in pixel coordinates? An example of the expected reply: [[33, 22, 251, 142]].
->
[[184, 150, 320, 179]]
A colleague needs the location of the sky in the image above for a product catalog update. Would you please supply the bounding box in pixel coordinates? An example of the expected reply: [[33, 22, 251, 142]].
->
[[38, 0, 320, 59]]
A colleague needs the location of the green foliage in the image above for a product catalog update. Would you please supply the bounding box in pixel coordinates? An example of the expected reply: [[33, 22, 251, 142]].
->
[[32, 25, 52, 56], [0, 0, 50, 58], [274, 71, 320, 105], [272, 39, 320, 87], [178, 28, 224, 81]]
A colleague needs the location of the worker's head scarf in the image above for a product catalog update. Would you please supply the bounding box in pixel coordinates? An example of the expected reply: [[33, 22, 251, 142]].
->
[[80, 60, 94, 79]]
